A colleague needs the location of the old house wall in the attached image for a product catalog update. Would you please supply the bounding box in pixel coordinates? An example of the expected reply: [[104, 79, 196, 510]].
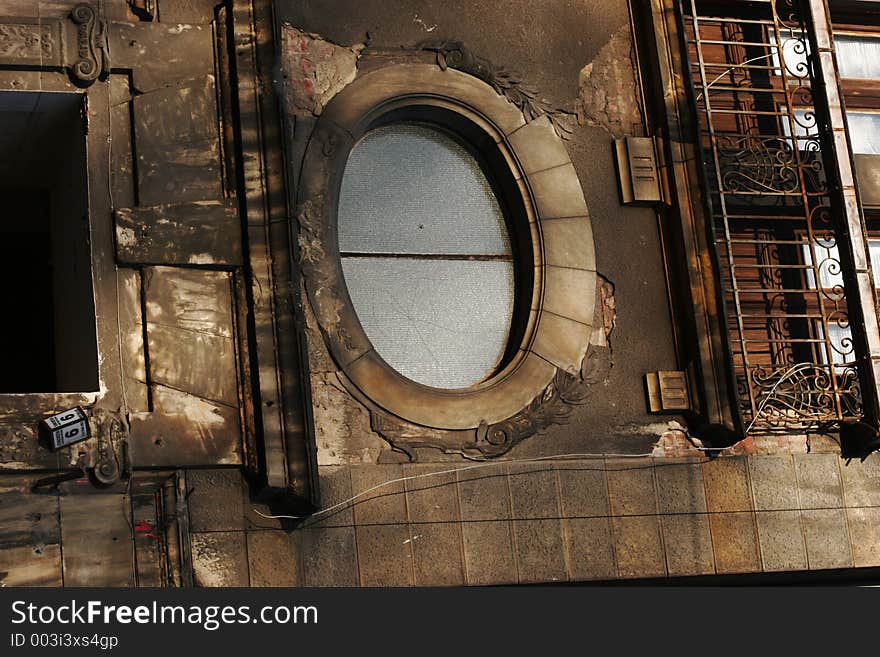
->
[[279, 0, 680, 463], [0, 0, 878, 588]]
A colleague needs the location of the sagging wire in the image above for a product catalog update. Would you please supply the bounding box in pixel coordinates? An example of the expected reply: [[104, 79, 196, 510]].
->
[[251, 451, 656, 522], [695, 52, 777, 102], [254, 363, 833, 522], [678, 362, 829, 451]]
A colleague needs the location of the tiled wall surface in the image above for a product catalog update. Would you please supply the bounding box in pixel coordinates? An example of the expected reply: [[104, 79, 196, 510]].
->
[[187, 453, 880, 586]]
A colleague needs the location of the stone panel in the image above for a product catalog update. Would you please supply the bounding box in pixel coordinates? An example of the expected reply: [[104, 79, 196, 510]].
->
[[755, 511, 807, 572], [462, 521, 517, 586], [612, 515, 666, 579], [562, 518, 616, 581], [186, 469, 245, 533], [709, 512, 760, 574], [606, 458, 657, 516], [661, 514, 715, 577], [409, 523, 465, 586], [794, 454, 843, 510], [300, 526, 359, 586], [247, 531, 303, 587], [355, 524, 414, 587], [702, 457, 753, 513], [512, 519, 568, 584], [847, 507, 880, 567], [655, 460, 707, 515], [749, 456, 799, 511], [801, 509, 852, 570]]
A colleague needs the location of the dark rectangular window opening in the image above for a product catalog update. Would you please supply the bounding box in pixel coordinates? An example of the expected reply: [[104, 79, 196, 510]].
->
[[0, 90, 98, 393]]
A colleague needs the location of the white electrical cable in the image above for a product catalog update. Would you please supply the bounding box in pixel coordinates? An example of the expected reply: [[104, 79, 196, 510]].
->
[[696, 52, 778, 102], [744, 362, 818, 435], [680, 362, 820, 451], [251, 451, 656, 522], [252, 364, 827, 521]]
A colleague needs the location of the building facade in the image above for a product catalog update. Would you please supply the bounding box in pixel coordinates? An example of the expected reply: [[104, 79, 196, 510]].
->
[[0, 0, 879, 586]]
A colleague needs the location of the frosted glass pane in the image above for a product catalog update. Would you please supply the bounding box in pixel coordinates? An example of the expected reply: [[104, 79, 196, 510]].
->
[[836, 35, 880, 80], [846, 112, 880, 155], [338, 124, 511, 255], [341, 257, 514, 389], [803, 240, 843, 291], [771, 34, 810, 79], [869, 240, 880, 288]]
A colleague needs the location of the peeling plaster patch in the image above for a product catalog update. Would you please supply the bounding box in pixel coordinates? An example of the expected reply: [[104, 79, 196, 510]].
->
[[312, 373, 388, 466], [155, 387, 225, 428], [191, 534, 238, 587], [576, 24, 643, 138], [597, 274, 616, 344], [587, 274, 616, 384], [116, 226, 137, 248], [279, 24, 364, 117], [413, 15, 437, 32], [187, 253, 214, 265]]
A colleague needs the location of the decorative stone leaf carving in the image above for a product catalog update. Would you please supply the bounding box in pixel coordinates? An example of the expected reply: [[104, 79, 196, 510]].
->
[[364, 344, 612, 460], [419, 39, 575, 140]]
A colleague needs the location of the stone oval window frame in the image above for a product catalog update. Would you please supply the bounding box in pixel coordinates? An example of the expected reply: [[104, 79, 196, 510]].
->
[[297, 63, 597, 431]]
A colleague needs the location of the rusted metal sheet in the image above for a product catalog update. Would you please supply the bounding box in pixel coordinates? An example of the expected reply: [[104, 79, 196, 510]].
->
[[143, 266, 234, 336], [127, 266, 242, 466], [143, 266, 238, 406], [107, 20, 214, 93], [133, 75, 223, 206], [117, 268, 149, 414], [115, 200, 242, 266], [0, 476, 62, 587], [129, 385, 242, 467], [58, 479, 135, 587], [148, 323, 238, 406]]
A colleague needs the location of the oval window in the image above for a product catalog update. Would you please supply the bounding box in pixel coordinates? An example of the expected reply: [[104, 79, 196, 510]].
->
[[337, 123, 515, 389]]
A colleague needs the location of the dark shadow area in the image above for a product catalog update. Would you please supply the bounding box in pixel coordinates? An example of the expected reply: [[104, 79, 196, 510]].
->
[[0, 90, 98, 392]]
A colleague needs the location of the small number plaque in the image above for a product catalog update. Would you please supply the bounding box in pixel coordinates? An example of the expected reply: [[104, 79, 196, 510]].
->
[[42, 407, 90, 449]]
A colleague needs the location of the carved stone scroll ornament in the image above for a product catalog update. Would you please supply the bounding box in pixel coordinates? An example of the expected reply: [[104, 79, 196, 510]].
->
[[419, 39, 575, 140], [359, 345, 612, 460], [69, 3, 109, 85]]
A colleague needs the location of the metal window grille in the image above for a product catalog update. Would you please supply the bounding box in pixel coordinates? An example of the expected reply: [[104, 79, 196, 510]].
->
[[679, 0, 862, 430]]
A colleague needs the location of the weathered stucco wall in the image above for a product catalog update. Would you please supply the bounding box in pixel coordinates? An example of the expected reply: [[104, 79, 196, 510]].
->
[[278, 0, 680, 463]]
